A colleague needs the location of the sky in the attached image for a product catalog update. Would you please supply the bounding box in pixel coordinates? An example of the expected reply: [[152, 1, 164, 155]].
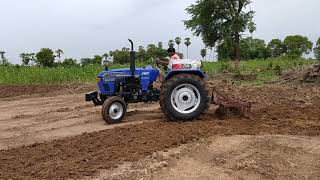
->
[[0, 0, 319, 64]]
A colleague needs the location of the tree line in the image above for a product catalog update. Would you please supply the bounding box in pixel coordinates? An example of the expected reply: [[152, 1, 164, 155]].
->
[[0, 35, 319, 68], [216, 35, 316, 61], [0, 38, 193, 67], [199, 35, 319, 61], [184, 0, 320, 68]]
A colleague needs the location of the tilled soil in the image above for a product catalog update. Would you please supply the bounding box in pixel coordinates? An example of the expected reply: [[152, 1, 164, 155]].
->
[[146, 135, 320, 180], [100, 135, 320, 180], [0, 82, 319, 179], [0, 84, 95, 99], [0, 93, 162, 149]]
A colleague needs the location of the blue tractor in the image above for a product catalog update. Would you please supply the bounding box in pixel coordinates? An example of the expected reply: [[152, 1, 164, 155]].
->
[[86, 39, 209, 124]]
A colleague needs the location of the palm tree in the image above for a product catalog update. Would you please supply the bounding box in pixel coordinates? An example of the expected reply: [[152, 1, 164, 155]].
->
[[184, 38, 191, 59], [168, 40, 175, 48], [0, 51, 5, 62], [102, 53, 109, 61], [29, 53, 36, 64], [0, 51, 8, 65], [55, 49, 64, 62], [20, 53, 29, 65], [175, 37, 181, 52], [200, 49, 207, 61]]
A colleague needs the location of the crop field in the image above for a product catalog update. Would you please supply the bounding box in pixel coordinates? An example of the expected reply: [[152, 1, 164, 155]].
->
[[0, 57, 316, 85], [0, 61, 319, 179]]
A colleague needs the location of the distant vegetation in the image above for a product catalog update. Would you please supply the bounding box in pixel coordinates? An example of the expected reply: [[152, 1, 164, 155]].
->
[[0, 0, 319, 86], [0, 35, 319, 69], [203, 57, 317, 85], [0, 57, 317, 85]]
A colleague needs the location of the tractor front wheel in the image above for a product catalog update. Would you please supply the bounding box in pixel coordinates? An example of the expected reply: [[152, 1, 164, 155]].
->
[[160, 74, 209, 121], [102, 96, 127, 124]]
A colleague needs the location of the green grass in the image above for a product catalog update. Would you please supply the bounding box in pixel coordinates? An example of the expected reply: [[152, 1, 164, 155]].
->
[[0, 58, 317, 85], [0, 65, 102, 85], [0, 62, 150, 85], [202, 57, 317, 85]]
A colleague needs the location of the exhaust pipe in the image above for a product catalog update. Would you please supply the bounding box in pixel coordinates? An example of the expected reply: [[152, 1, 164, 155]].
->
[[128, 39, 136, 77]]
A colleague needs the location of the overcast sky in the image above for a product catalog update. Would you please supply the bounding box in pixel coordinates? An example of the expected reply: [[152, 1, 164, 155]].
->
[[1, 0, 319, 64]]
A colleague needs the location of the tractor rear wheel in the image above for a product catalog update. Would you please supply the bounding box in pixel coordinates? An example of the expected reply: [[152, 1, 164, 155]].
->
[[102, 96, 127, 124], [160, 74, 209, 121]]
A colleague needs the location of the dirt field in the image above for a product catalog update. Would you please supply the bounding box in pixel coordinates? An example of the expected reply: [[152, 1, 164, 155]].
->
[[0, 82, 319, 179]]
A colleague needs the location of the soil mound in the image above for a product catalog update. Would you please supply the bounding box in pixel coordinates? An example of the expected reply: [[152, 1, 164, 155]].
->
[[282, 64, 320, 83]]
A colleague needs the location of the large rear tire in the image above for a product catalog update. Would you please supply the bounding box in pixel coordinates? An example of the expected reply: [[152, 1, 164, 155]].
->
[[160, 74, 209, 121], [102, 96, 127, 124]]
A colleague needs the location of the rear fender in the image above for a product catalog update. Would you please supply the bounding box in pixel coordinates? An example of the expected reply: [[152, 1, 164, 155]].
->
[[165, 69, 206, 80]]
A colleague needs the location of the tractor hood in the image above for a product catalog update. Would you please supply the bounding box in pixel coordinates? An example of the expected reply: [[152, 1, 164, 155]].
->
[[97, 66, 159, 81]]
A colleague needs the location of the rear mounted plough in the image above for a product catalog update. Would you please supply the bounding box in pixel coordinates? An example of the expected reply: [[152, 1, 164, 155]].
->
[[210, 88, 252, 118]]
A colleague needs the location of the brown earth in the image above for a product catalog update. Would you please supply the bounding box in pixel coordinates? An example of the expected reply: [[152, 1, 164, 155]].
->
[[0, 82, 319, 179], [0, 84, 95, 99], [0, 93, 162, 149], [96, 135, 320, 180]]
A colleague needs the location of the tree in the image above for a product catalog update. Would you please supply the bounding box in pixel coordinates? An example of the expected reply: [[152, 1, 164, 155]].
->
[[0, 51, 5, 62], [146, 44, 156, 58], [314, 38, 320, 60], [217, 37, 269, 60], [185, 0, 255, 68], [137, 46, 147, 62], [156, 46, 167, 58], [248, 20, 256, 35], [20, 53, 30, 66], [109, 51, 113, 57], [80, 58, 93, 66], [93, 55, 103, 65], [200, 48, 207, 61], [184, 38, 191, 59], [62, 58, 78, 67], [29, 53, 36, 65], [81, 55, 103, 66], [175, 37, 182, 52], [283, 35, 313, 58], [112, 49, 130, 64], [158, 42, 163, 49], [102, 53, 109, 61], [35, 48, 55, 67], [0, 51, 9, 65], [242, 38, 268, 59], [20, 53, 35, 66], [217, 38, 233, 60], [168, 40, 175, 48], [55, 49, 64, 62], [267, 39, 285, 58]]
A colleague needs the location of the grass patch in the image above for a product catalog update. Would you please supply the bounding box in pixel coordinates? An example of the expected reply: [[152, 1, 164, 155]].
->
[[203, 57, 317, 85]]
